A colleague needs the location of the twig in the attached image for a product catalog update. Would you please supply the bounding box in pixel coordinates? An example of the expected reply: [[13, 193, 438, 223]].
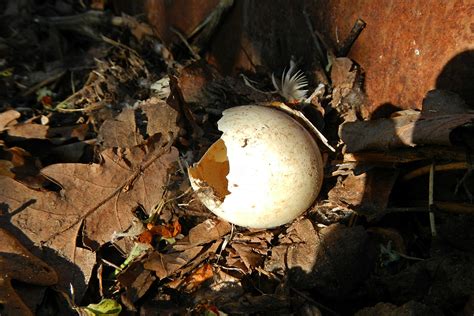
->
[[216, 223, 234, 262], [291, 287, 339, 316], [454, 150, 473, 200], [386, 201, 474, 215], [429, 163, 437, 237], [337, 18, 366, 57], [264, 102, 335, 152], [343, 147, 467, 164], [101, 35, 141, 56], [170, 27, 201, 60], [397, 252, 424, 261], [403, 161, 468, 181], [97, 264, 104, 298], [101, 258, 122, 271], [303, 10, 326, 66], [240, 74, 274, 94], [22, 70, 66, 97], [56, 104, 104, 113], [187, 0, 234, 51]]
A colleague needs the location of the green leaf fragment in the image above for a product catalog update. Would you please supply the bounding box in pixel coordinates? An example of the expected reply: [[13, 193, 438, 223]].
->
[[83, 298, 122, 316]]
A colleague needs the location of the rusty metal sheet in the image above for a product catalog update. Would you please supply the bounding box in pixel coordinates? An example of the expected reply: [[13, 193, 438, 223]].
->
[[145, 0, 220, 44], [311, 0, 474, 112], [141, 0, 473, 114]]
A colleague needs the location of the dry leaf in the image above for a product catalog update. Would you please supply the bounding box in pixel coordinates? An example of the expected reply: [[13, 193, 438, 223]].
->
[[0, 110, 20, 131], [138, 220, 182, 244], [188, 219, 231, 245], [148, 220, 181, 238], [0, 160, 15, 178], [264, 221, 372, 299], [0, 143, 178, 298], [119, 14, 154, 41], [118, 261, 156, 304], [331, 57, 368, 121], [0, 228, 58, 316], [144, 246, 203, 279], [0, 144, 46, 189], [231, 243, 265, 272], [176, 241, 220, 277], [99, 98, 179, 149], [48, 124, 89, 141], [193, 268, 244, 308], [176, 61, 222, 106], [182, 263, 213, 292], [6, 123, 49, 139], [233, 229, 274, 244], [327, 168, 399, 219]]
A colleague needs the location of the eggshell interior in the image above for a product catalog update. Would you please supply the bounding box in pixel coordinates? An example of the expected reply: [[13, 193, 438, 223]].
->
[[188, 105, 323, 228]]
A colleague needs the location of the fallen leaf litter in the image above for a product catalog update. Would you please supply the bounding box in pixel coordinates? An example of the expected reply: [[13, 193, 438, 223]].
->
[[0, 1, 473, 315]]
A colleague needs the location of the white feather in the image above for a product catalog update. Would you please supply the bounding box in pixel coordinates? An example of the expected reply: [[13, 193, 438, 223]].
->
[[272, 60, 308, 102]]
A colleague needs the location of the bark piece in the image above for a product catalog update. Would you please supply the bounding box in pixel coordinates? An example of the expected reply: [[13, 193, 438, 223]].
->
[[340, 112, 474, 152]]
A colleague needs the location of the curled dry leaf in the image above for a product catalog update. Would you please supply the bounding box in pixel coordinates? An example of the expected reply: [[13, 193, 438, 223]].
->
[[138, 220, 182, 244], [0, 144, 45, 187], [0, 109, 20, 131], [181, 263, 214, 292]]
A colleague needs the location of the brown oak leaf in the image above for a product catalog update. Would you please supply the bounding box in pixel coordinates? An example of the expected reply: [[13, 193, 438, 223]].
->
[[0, 143, 178, 299]]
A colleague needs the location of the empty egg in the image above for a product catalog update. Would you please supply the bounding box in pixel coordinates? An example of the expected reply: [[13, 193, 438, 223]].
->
[[188, 105, 323, 228]]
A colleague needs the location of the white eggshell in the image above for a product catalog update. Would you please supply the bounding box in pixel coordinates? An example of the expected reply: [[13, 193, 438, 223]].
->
[[188, 105, 323, 228]]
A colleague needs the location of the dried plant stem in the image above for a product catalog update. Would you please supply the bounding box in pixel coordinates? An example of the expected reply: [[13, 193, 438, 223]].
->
[[170, 27, 201, 60], [403, 161, 468, 181], [429, 163, 437, 237], [22, 70, 66, 97], [303, 9, 326, 66]]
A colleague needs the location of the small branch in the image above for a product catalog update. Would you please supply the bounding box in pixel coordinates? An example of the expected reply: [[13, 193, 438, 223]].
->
[[170, 27, 201, 60], [22, 70, 66, 97], [188, 0, 234, 51], [337, 18, 366, 57], [303, 10, 327, 66]]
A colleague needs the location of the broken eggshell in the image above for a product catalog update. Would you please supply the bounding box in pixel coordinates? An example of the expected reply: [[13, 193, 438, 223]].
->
[[188, 105, 323, 228]]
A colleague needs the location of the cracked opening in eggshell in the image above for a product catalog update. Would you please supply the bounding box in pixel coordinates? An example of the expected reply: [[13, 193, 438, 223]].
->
[[188, 138, 230, 201]]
